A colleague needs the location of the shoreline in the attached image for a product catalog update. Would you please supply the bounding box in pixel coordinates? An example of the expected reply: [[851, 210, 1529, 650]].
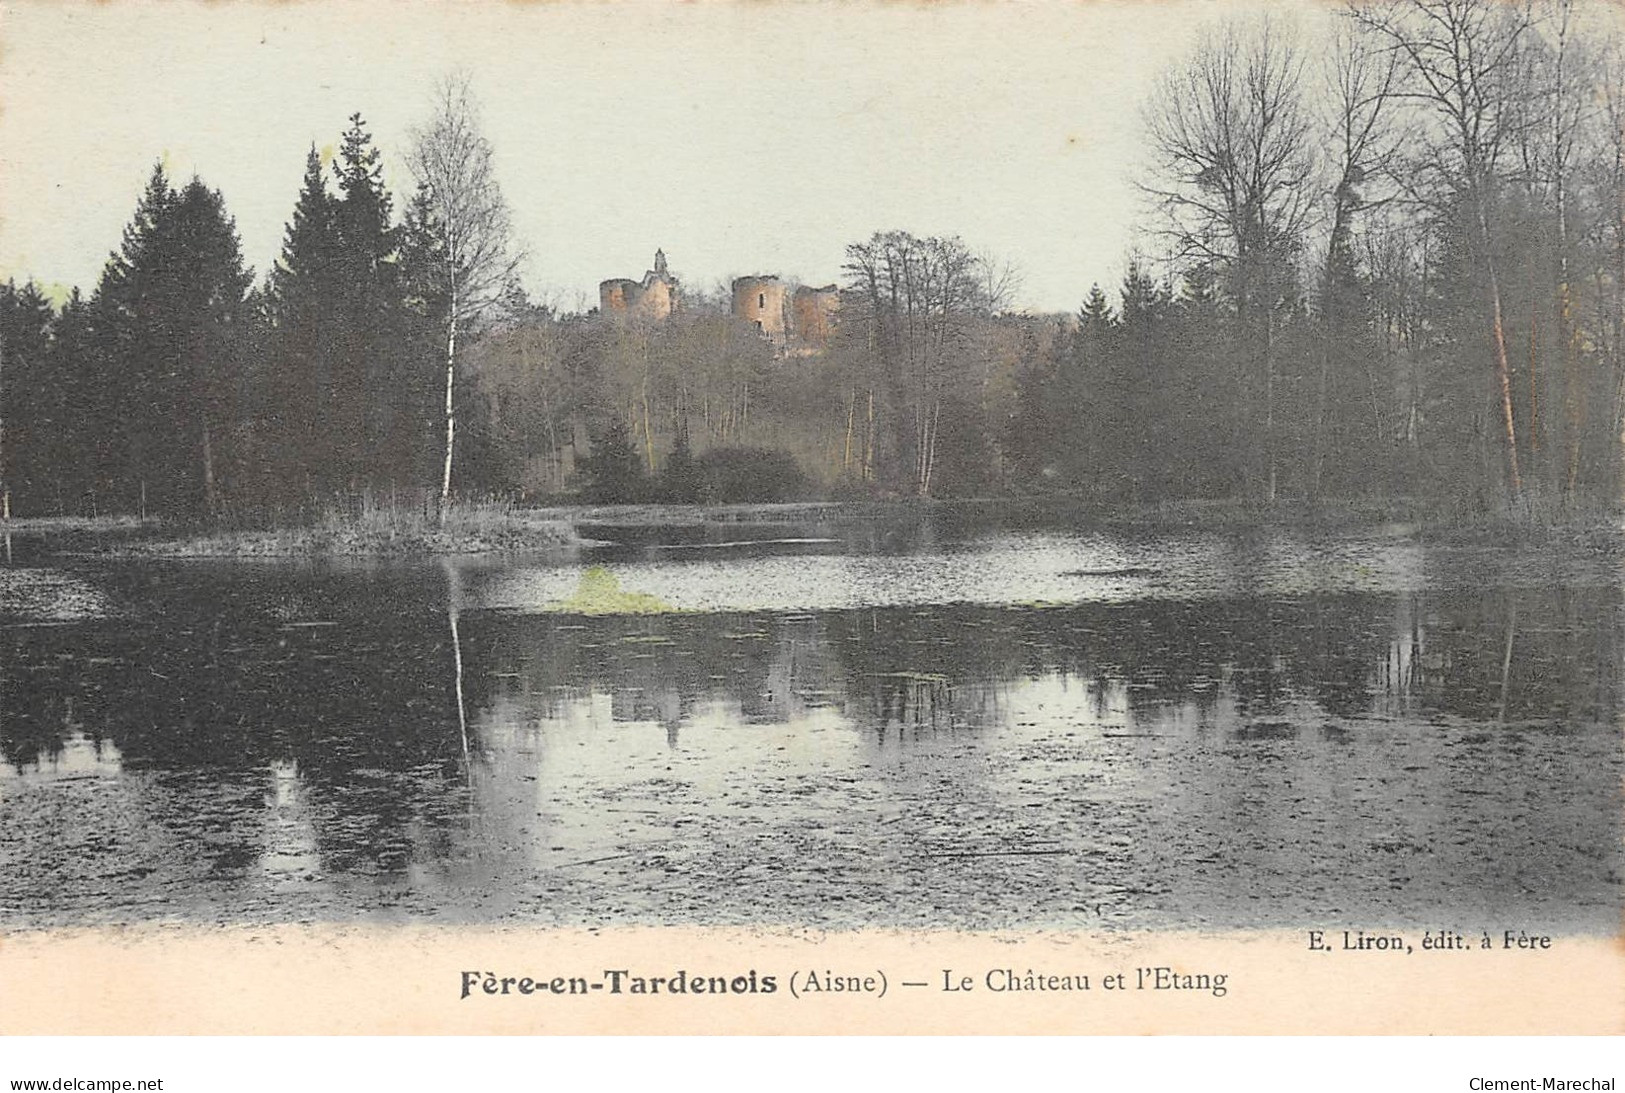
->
[[4, 494, 1620, 560]]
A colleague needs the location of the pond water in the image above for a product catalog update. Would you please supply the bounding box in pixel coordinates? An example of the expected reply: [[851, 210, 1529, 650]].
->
[[2, 510, 1621, 931]]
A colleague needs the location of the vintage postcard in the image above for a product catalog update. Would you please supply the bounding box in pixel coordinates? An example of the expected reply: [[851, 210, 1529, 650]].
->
[[0, 0, 1621, 1048]]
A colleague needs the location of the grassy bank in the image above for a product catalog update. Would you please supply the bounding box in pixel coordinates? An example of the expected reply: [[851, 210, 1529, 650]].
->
[[0, 514, 157, 533], [127, 500, 578, 558], [15, 491, 1621, 560]]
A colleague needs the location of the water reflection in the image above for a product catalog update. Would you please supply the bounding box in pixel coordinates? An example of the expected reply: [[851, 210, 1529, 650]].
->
[[1, 549, 1620, 930], [444, 558, 471, 778]]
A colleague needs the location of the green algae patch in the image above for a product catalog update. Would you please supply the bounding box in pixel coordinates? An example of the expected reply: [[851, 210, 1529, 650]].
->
[[551, 567, 684, 616]]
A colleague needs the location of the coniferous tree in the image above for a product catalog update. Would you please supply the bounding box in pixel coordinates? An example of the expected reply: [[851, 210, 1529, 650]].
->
[[1172, 266, 1241, 498], [227, 285, 280, 507], [45, 289, 98, 512], [267, 146, 343, 498], [93, 163, 176, 513], [268, 121, 427, 503], [1005, 286, 1115, 493], [90, 164, 252, 517], [1111, 263, 1174, 499], [1006, 325, 1064, 489], [1079, 284, 1114, 333], [0, 280, 56, 516], [660, 419, 701, 502], [580, 417, 645, 503], [1066, 284, 1117, 488], [169, 178, 255, 513], [332, 114, 408, 489]]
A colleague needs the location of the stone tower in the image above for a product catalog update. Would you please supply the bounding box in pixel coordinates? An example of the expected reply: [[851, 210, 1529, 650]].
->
[[791, 284, 840, 347], [599, 249, 680, 323], [731, 275, 789, 339]]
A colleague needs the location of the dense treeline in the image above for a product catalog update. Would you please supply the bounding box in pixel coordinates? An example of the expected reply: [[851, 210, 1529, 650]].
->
[[2, 1, 1623, 519], [1010, 1, 1625, 511], [0, 121, 457, 519], [2, 171, 256, 517], [0, 99, 513, 521]]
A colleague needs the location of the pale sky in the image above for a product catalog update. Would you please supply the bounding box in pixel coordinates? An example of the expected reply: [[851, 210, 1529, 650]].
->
[[0, 0, 1298, 315]]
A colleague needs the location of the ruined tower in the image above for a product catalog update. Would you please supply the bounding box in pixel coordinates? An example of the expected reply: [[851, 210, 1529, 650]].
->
[[731, 275, 789, 339], [600, 249, 680, 323], [732, 276, 840, 352], [791, 284, 840, 348]]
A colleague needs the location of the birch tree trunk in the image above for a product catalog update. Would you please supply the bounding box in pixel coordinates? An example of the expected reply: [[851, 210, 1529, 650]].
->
[[410, 73, 522, 522], [865, 389, 875, 482], [1482, 209, 1524, 499], [1351, 0, 1534, 505], [843, 388, 855, 473], [441, 309, 458, 512]]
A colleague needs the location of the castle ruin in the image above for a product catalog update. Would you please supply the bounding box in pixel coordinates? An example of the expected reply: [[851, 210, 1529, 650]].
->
[[596, 250, 839, 353], [599, 248, 679, 323], [731, 275, 839, 352], [790, 283, 840, 346], [731, 275, 789, 338]]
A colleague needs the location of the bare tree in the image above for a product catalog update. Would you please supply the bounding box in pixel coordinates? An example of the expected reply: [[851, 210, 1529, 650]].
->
[[1351, 0, 1537, 501], [1534, 0, 1605, 495], [975, 247, 1024, 316], [467, 311, 580, 496], [1495, 0, 1601, 486], [1362, 210, 1431, 465], [1321, 24, 1406, 259], [1310, 21, 1404, 494], [408, 72, 523, 513], [842, 231, 989, 496], [1142, 14, 1317, 500], [1142, 15, 1316, 293], [1594, 35, 1625, 454]]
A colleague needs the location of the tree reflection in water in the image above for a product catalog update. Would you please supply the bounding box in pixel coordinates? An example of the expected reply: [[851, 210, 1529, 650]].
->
[[0, 556, 1620, 929]]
